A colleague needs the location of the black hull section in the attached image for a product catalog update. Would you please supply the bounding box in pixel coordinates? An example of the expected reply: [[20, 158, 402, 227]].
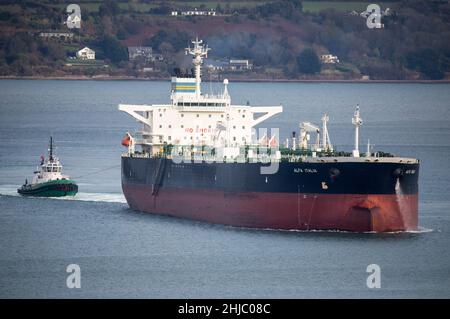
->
[[121, 157, 419, 195]]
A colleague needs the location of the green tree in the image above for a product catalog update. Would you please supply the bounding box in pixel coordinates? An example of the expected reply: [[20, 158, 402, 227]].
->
[[297, 48, 321, 74], [285, 0, 303, 11], [99, 0, 120, 16], [145, 30, 190, 52], [406, 48, 445, 80], [100, 35, 128, 63]]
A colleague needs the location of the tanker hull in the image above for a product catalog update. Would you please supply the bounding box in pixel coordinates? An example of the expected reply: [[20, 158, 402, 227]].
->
[[121, 157, 419, 232]]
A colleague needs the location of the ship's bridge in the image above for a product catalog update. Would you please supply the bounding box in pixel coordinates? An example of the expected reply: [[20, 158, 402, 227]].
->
[[171, 76, 231, 108], [119, 38, 282, 157]]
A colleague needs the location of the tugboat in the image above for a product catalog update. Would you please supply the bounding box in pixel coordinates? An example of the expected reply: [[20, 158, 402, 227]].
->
[[18, 137, 78, 197]]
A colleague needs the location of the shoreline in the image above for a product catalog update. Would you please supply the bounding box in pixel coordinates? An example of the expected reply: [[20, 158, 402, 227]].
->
[[1, 75, 449, 84]]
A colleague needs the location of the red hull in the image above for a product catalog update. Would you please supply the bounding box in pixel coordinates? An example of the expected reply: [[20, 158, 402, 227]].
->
[[122, 184, 418, 232]]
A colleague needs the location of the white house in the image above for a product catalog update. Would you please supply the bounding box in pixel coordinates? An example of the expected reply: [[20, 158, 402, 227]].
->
[[229, 59, 253, 71], [128, 46, 153, 61], [181, 9, 216, 16], [39, 32, 74, 41], [320, 54, 339, 64], [76, 47, 95, 60]]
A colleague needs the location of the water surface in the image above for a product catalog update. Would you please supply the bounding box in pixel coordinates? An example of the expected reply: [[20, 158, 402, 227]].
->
[[0, 80, 449, 298]]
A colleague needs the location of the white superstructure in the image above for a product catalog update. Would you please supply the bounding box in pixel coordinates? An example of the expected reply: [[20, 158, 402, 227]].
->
[[29, 138, 70, 185], [119, 38, 282, 156]]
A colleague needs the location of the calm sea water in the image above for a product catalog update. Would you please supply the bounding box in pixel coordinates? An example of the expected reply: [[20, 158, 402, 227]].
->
[[0, 80, 449, 298]]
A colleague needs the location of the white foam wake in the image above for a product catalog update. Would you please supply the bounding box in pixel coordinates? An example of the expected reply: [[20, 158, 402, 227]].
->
[[0, 185, 126, 204], [64, 192, 126, 203], [0, 185, 19, 197]]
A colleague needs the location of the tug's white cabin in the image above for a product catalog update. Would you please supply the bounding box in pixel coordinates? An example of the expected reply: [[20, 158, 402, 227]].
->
[[29, 139, 70, 185], [32, 159, 66, 184]]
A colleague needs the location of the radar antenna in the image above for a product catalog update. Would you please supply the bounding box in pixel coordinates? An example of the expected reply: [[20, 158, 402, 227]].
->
[[185, 37, 210, 97]]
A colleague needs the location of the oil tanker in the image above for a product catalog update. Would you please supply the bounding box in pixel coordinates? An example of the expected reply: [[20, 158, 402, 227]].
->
[[119, 39, 419, 232]]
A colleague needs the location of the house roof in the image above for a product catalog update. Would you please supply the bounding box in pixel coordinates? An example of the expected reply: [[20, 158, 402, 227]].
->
[[78, 47, 94, 53]]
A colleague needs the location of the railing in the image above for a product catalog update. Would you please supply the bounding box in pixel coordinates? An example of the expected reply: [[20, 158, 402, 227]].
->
[[132, 131, 163, 145], [123, 144, 416, 163]]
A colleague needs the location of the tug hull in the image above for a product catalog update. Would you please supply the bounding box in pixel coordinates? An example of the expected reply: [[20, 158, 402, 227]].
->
[[18, 179, 78, 197]]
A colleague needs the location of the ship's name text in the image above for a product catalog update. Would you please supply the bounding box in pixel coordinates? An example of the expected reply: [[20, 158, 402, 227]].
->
[[294, 168, 318, 173]]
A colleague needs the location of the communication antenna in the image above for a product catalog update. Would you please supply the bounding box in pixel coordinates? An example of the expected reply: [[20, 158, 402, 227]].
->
[[185, 37, 210, 98], [352, 105, 363, 157], [321, 114, 332, 152]]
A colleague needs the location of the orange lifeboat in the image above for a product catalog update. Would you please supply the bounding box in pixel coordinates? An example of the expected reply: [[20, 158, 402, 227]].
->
[[122, 134, 132, 147]]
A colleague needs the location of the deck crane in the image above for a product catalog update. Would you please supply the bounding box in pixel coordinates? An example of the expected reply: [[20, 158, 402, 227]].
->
[[299, 122, 320, 150]]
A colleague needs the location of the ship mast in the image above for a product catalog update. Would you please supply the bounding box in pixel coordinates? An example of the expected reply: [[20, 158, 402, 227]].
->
[[352, 105, 363, 157], [321, 113, 332, 151], [185, 37, 210, 98], [49, 136, 53, 161]]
